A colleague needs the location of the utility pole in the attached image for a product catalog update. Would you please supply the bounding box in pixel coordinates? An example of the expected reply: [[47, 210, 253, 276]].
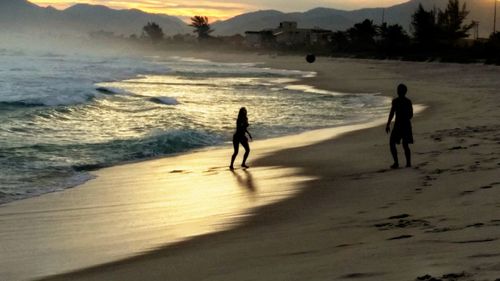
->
[[382, 8, 385, 25], [472, 21, 479, 40], [495, 0, 498, 34], [476, 21, 480, 40]]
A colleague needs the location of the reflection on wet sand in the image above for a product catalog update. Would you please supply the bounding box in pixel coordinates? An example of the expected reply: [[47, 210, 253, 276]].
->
[[1, 118, 397, 280], [0, 146, 313, 280], [231, 169, 257, 193]]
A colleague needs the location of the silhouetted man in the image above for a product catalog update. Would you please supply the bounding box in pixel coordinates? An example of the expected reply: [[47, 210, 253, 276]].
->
[[386, 84, 413, 169]]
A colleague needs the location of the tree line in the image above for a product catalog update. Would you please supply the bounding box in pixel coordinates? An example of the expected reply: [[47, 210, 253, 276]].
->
[[330, 0, 499, 63], [142, 16, 212, 44], [139, 0, 500, 64]]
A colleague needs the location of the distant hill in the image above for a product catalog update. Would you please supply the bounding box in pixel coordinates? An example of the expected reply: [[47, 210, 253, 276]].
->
[[212, 0, 494, 38], [0, 0, 494, 39], [0, 0, 190, 36], [210, 9, 354, 35]]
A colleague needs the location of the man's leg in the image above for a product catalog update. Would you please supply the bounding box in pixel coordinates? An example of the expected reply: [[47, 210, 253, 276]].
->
[[403, 141, 411, 167], [390, 140, 399, 168]]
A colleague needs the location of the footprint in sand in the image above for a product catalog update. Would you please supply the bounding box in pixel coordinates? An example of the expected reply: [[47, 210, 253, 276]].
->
[[460, 182, 499, 196], [169, 169, 186, 173], [201, 166, 230, 175], [490, 219, 500, 226], [465, 223, 485, 228], [388, 214, 410, 219], [374, 214, 431, 232], [468, 253, 500, 258], [416, 271, 469, 281], [387, 235, 413, 240], [340, 272, 385, 279], [335, 242, 364, 248], [460, 190, 475, 196], [452, 238, 498, 244]]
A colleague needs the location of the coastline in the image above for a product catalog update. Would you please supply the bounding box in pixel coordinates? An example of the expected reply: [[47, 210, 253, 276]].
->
[[3, 53, 500, 281], [0, 55, 391, 281], [0, 114, 392, 281]]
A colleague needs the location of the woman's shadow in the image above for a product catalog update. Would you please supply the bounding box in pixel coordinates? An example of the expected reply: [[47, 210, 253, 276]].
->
[[230, 169, 256, 193]]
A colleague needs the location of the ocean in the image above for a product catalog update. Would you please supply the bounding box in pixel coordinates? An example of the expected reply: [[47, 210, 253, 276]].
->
[[0, 49, 390, 204]]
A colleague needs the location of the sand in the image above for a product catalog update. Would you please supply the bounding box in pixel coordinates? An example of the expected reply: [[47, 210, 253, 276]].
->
[[2, 54, 500, 281]]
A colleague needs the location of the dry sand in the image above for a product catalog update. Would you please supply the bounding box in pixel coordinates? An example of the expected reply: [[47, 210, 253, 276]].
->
[[3, 54, 500, 281]]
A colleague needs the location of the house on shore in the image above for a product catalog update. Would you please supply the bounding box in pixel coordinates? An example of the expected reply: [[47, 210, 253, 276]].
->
[[244, 30, 275, 48], [244, 21, 333, 48]]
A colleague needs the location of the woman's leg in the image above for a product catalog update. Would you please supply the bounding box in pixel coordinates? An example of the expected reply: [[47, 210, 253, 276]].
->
[[241, 139, 250, 167], [230, 138, 239, 169]]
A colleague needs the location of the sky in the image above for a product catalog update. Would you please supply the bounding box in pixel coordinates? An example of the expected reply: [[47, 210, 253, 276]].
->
[[30, 0, 410, 21]]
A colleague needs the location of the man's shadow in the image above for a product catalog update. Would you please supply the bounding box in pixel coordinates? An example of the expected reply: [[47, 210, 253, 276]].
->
[[230, 169, 256, 193]]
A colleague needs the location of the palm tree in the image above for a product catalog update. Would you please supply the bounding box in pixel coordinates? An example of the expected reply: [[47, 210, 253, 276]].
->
[[347, 19, 378, 51], [331, 31, 349, 52], [379, 23, 410, 53], [142, 22, 164, 44], [411, 4, 439, 48], [189, 16, 213, 39], [437, 0, 474, 44]]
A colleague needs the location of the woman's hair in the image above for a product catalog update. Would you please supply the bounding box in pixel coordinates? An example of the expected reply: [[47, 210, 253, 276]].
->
[[237, 107, 247, 121]]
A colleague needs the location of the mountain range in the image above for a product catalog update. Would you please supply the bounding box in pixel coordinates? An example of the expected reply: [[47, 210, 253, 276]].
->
[[0, 0, 189, 36], [212, 0, 494, 38], [0, 0, 495, 38]]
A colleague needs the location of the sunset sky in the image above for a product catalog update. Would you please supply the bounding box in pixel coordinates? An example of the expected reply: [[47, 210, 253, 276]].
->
[[30, 0, 410, 21]]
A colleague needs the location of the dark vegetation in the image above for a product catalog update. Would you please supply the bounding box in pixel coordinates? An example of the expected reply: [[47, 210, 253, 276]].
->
[[105, 0, 500, 65], [142, 22, 164, 44]]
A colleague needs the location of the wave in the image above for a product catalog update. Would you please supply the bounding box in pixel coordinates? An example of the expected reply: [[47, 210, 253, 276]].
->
[[149, 96, 179, 105], [96, 87, 180, 106], [0, 100, 47, 107], [172, 70, 287, 78], [0, 172, 95, 205], [0, 94, 95, 108], [2, 129, 221, 171], [95, 86, 131, 95], [0, 129, 222, 204], [0, 86, 135, 109], [284, 84, 345, 96]]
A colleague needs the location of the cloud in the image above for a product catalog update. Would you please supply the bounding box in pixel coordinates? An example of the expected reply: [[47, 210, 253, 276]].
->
[[30, 0, 408, 20], [31, 0, 254, 21]]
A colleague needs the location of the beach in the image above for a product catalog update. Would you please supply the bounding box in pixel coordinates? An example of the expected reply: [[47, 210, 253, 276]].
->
[[2, 54, 500, 281]]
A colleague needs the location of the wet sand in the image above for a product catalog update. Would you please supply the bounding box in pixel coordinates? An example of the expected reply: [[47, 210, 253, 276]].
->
[[3, 54, 500, 281], [0, 110, 392, 280]]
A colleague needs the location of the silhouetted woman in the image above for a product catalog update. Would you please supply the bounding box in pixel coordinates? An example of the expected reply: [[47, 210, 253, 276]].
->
[[230, 107, 252, 170]]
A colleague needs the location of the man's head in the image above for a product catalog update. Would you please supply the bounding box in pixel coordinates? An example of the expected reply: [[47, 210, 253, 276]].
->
[[397, 84, 407, 97]]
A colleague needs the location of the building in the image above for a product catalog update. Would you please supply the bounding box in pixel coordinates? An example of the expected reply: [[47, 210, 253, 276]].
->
[[244, 22, 333, 47], [219, 34, 245, 47], [244, 30, 275, 47]]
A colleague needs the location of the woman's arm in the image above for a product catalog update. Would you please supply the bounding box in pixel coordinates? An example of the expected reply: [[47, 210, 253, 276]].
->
[[246, 129, 252, 140]]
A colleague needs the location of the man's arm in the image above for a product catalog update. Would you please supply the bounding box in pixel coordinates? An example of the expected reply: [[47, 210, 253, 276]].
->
[[386, 101, 395, 134], [409, 100, 413, 120]]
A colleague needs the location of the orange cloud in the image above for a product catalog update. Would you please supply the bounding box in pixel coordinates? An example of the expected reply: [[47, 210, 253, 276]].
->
[[30, 0, 254, 21]]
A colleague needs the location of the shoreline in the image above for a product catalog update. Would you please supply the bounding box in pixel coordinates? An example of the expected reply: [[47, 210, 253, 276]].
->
[[1, 119, 393, 281], [0, 55, 383, 207], [0, 56, 393, 281], [4, 53, 500, 281]]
